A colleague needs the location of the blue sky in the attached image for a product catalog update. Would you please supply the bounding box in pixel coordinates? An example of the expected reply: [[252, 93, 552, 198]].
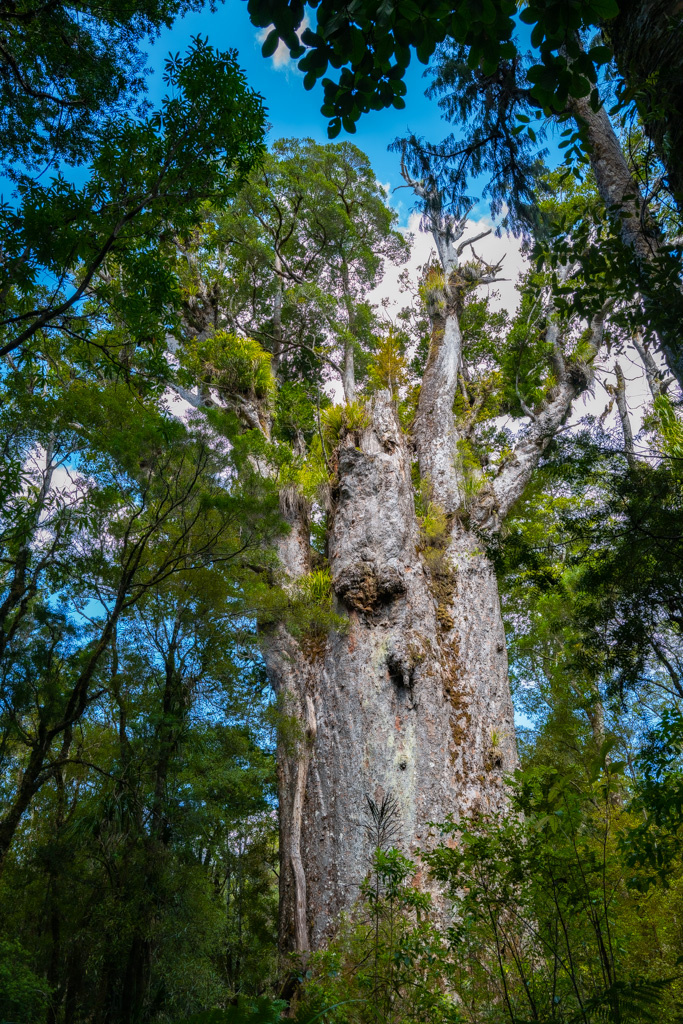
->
[[146, 1, 453, 225]]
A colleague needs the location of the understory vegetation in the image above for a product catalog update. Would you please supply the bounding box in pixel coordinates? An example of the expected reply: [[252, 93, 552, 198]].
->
[[1, 0, 683, 1022]]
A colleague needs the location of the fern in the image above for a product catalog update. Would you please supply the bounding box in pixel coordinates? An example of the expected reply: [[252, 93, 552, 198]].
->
[[574, 976, 675, 1023]]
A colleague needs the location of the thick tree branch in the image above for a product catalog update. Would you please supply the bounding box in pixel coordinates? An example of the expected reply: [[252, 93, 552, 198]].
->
[[632, 329, 670, 400], [470, 306, 607, 537], [568, 92, 683, 387], [614, 361, 636, 468]]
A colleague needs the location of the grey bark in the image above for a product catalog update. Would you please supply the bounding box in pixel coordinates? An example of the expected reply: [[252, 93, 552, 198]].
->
[[567, 93, 683, 388], [606, 0, 683, 213], [272, 252, 284, 374], [266, 394, 517, 952], [632, 330, 668, 400], [341, 263, 357, 403], [568, 95, 660, 266], [614, 361, 637, 468], [263, 165, 610, 953], [342, 343, 356, 403]]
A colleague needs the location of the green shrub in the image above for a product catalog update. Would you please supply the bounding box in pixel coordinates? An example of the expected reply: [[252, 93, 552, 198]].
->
[[0, 937, 49, 1024], [419, 501, 449, 549], [294, 839, 460, 1024], [175, 996, 286, 1024]]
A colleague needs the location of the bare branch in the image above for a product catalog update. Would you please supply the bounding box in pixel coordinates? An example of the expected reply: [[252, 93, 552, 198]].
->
[[457, 228, 492, 257]]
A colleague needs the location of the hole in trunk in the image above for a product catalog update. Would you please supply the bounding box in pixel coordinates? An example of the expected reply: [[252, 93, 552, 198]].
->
[[387, 651, 415, 708], [387, 655, 406, 688]]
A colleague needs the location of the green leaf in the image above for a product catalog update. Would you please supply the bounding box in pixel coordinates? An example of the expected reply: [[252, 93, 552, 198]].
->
[[590, 0, 620, 19], [588, 43, 613, 64], [261, 29, 280, 59]]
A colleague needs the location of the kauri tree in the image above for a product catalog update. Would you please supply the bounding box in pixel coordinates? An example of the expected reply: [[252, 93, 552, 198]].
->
[[173, 141, 616, 953]]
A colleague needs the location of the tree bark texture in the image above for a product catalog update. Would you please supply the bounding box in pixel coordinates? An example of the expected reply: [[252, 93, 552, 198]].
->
[[567, 91, 683, 388], [606, 0, 683, 212], [266, 394, 517, 952]]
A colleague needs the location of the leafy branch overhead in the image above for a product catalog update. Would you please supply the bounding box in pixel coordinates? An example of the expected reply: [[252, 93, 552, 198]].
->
[[248, 0, 620, 134]]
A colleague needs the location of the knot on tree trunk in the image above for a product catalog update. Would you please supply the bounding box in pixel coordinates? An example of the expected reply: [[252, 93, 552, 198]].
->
[[329, 391, 419, 613], [386, 632, 429, 696], [334, 561, 407, 612]]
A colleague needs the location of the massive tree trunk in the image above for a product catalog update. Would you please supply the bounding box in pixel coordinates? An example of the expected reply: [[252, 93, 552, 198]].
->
[[157, 133, 604, 959], [266, 392, 517, 952], [263, 161, 609, 951]]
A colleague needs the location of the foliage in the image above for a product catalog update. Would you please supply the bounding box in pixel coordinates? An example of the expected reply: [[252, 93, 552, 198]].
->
[[290, 567, 347, 643], [455, 438, 487, 509], [0, 298, 283, 1021], [182, 332, 276, 402], [427, 750, 683, 1023], [655, 395, 683, 466], [419, 502, 450, 548], [3, 5, 683, 1015], [0, 576, 280, 1021], [296, 812, 461, 1024], [367, 330, 409, 399], [417, 500, 450, 551], [0, 0, 220, 171], [297, 568, 333, 611], [175, 995, 286, 1024], [498, 421, 683, 715], [179, 138, 407, 402], [0, 39, 266, 366], [247, 0, 617, 137], [623, 709, 683, 889], [0, 937, 49, 1024], [321, 402, 371, 447]]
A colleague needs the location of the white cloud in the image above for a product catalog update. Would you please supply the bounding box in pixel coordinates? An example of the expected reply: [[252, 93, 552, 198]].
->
[[256, 16, 310, 74], [575, 341, 660, 432]]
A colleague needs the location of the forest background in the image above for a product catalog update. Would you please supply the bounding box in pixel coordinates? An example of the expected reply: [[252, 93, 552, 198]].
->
[[1, 1, 683, 1023]]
